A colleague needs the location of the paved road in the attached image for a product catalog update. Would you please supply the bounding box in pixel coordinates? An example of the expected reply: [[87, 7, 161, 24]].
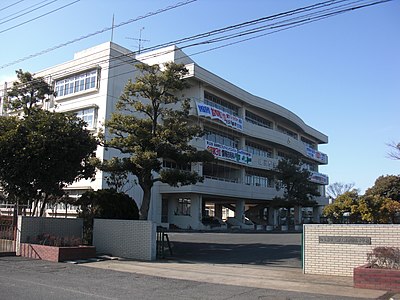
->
[[0, 256, 383, 300], [166, 232, 302, 268]]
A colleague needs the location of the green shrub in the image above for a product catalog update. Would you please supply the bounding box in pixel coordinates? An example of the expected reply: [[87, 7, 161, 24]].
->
[[76, 189, 139, 244]]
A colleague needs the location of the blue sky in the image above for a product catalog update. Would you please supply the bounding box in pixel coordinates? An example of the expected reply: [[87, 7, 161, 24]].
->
[[0, 0, 398, 193]]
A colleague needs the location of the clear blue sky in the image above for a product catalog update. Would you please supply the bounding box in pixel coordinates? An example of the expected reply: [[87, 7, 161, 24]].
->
[[1, 0, 399, 193]]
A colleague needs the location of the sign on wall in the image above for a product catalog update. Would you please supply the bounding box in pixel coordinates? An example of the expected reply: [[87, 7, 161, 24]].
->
[[306, 146, 328, 164], [206, 140, 252, 164], [309, 171, 329, 185], [196, 102, 243, 131]]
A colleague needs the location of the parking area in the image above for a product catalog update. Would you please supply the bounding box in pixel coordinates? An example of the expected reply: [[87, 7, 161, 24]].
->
[[166, 231, 302, 268]]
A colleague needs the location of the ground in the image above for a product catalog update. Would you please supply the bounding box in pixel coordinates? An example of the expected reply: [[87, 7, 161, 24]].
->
[[166, 231, 301, 267], [0, 256, 380, 300]]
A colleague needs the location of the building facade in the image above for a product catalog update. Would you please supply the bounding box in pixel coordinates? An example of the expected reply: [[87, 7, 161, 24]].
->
[[0, 42, 329, 229]]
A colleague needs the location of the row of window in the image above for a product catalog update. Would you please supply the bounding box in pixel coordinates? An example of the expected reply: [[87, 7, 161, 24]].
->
[[55, 70, 97, 97], [245, 142, 273, 158], [245, 173, 274, 188], [162, 160, 191, 171], [301, 137, 316, 149], [203, 92, 318, 147], [277, 125, 298, 140], [204, 91, 239, 116], [245, 111, 272, 129], [205, 129, 318, 165], [205, 130, 238, 149]]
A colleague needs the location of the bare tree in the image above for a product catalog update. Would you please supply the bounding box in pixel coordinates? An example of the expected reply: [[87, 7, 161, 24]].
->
[[326, 182, 356, 200], [388, 142, 400, 160]]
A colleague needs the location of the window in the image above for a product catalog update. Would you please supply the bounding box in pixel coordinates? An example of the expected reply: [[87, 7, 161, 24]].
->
[[55, 69, 98, 97], [76, 107, 95, 129], [245, 142, 273, 158], [301, 137, 316, 149], [277, 125, 298, 140], [205, 130, 238, 149], [162, 160, 191, 171], [245, 172, 273, 188], [204, 91, 239, 116], [303, 162, 317, 172], [176, 198, 191, 216], [245, 111, 272, 129], [277, 151, 291, 160]]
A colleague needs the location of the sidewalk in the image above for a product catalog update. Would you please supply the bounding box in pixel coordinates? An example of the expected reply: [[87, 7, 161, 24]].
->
[[84, 259, 388, 299]]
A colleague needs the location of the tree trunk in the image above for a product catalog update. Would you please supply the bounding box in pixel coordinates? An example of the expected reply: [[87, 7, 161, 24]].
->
[[39, 194, 49, 217], [139, 186, 152, 220], [32, 199, 38, 216]]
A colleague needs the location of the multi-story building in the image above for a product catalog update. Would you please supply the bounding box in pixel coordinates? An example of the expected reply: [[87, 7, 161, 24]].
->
[[0, 42, 328, 229]]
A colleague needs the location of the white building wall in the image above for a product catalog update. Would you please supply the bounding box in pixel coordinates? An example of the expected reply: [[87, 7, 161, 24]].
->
[[1, 42, 329, 229]]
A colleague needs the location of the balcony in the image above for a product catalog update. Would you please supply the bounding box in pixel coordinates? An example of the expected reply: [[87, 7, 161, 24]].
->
[[158, 177, 282, 201], [243, 121, 306, 155]]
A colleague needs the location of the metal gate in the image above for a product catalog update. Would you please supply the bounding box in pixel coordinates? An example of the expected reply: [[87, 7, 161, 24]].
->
[[0, 205, 17, 255]]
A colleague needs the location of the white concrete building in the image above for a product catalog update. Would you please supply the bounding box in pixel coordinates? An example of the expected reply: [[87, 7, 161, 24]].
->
[[0, 42, 329, 229]]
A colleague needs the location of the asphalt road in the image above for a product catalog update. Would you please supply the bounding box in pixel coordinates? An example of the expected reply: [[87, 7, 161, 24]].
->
[[166, 232, 302, 268], [0, 256, 375, 300]]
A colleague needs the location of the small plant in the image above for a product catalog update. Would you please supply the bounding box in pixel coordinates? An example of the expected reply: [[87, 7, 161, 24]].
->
[[367, 247, 400, 269], [27, 234, 82, 247]]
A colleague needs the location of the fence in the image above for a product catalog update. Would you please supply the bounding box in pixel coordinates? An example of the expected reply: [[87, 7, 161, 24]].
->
[[0, 208, 17, 255]]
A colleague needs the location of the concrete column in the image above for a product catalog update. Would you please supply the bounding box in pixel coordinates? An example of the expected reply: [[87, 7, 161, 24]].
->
[[268, 207, 276, 226], [294, 205, 302, 225], [235, 199, 245, 223], [214, 203, 223, 219], [313, 206, 322, 223], [200, 196, 206, 219]]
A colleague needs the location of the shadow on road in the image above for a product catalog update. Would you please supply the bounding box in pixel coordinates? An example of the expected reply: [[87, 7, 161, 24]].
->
[[166, 239, 301, 268]]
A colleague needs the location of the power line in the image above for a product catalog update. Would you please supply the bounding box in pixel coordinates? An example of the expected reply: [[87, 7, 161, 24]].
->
[[0, 0, 392, 91], [0, 0, 24, 12], [0, 0, 58, 26], [0, 0, 346, 72], [0, 0, 78, 34], [0, 0, 197, 69]]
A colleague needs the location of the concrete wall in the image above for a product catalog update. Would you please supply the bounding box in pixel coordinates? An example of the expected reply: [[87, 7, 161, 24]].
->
[[16, 216, 83, 254], [303, 224, 400, 276], [92, 219, 156, 261], [17, 216, 83, 243]]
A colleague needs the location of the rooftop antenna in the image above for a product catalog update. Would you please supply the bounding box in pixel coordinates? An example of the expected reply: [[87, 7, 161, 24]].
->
[[110, 14, 115, 42], [126, 27, 150, 54]]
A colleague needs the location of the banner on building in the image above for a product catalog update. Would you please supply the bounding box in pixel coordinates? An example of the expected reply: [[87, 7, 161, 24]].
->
[[196, 102, 243, 131], [309, 171, 329, 185], [206, 140, 251, 164], [306, 146, 328, 164]]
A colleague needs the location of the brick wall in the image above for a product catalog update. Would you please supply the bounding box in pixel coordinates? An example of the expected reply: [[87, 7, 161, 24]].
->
[[303, 224, 400, 276], [16, 216, 83, 255], [92, 219, 156, 261]]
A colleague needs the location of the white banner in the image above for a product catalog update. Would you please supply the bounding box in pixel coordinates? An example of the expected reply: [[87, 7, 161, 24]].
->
[[197, 102, 243, 131], [206, 140, 251, 164], [309, 171, 329, 185], [306, 146, 328, 164]]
